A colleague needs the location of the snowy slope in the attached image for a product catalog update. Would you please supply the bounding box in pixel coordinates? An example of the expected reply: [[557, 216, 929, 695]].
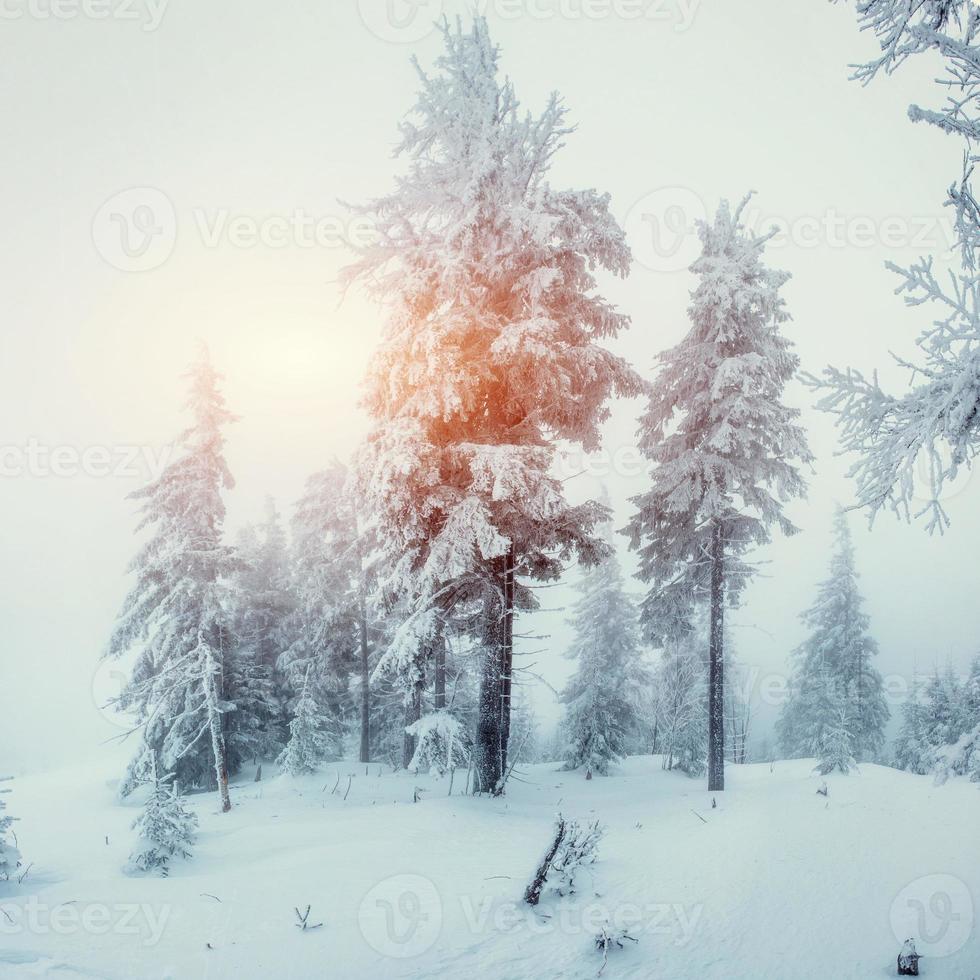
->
[[1, 756, 978, 979]]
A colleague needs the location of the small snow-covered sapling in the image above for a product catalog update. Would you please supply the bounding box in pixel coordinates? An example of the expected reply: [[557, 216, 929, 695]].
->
[[595, 925, 638, 977]]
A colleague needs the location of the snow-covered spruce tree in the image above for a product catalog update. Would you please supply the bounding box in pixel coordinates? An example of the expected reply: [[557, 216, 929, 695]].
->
[[508, 682, 541, 766], [406, 709, 472, 776], [226, 497, 295, 771], [0, 778, 21, 882], [778, 508, 888, 761], [106, 348, 237, 811], [347, 17, 639, 795], [893, 675, 936, 774], [277, 671, 336, 775], [895, 660, 980, 780], [815, 702, 858, 776], [653, 629, 707, 777], [279, 462, 368, 761], [560, 523, 648, 777], [128, 766, 198, 877], [809, 1, 980, 532], [626, 196, 811, 791]]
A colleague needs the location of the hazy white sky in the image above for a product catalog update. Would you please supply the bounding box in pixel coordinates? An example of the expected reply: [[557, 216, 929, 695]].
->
[[3, 0, 979, 772]]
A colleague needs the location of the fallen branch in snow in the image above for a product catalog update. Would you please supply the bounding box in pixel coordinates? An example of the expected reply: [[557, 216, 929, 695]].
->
[[690, 810, 707, 824], [524, 815, 604, 906], [200, 893, 222, 903], [344, 775, 353, 801], [17, 862, 32, 885], [330, 773, 340, 795], [524, 816, 567, 907], [294, 905, 323, 931]]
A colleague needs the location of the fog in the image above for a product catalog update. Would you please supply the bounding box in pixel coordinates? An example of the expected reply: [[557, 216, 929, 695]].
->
[[3, 0, 979, 774]]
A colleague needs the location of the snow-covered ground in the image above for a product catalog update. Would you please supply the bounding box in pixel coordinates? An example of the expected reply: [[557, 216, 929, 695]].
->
[[2, 755, 978, 979]]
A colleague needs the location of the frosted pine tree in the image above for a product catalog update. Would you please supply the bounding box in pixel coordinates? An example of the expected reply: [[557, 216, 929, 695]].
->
[[809, 1, 980, 532], [347, 17, 640, 795], [896, 661, 980, 780], [778, 508, 888, 761], [128, 767, 198, 877], [653, 629, 707, 777], [627, 196, 811, 791], [226, 498, 294, 770], [0, 778, 21, 881], [106, 348, 237, 811], [277, 671, 336, 775], [280, 462, 368, 757], [816, 704, 858, 776], [560, 522, 648, 777], [406, 710, 472, 776], [893, 676, 936, 774]]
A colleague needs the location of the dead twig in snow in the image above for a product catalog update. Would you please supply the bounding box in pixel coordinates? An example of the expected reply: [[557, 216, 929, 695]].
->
[[294, 905, 323, 931]]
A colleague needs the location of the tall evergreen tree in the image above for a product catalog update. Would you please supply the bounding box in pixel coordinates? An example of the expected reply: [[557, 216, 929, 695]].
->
[[816, 702, 858, 776], [277, 671, 338, 775], [280, 463, 367, 755], [560, 524, 648, 777], [226, 498, 294, 770], [777, 508, 889, 761], [627, 196, 811, 791], [106, 348, 237, 811], [347, 17, 639, 795], [652, 620, 710, 777], [895, 661, 980, 781]]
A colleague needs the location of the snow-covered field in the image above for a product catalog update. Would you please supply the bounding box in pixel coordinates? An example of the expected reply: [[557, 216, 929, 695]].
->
[[2, 756, 978, 979]]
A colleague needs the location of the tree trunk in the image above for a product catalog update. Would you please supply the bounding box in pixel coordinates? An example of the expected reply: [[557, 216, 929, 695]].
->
[[358, 596, 371, 764], [433, 629, 446, 711], [499, 547, 515, 781], [708, 520, 726, 792], [204, 653, 232, 813], [401, 651, 424, 770], [474, 563, 506, 794]]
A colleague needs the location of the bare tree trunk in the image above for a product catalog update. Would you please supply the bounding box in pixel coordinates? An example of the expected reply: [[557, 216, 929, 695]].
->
[[203, 642, 232, 813], [499, 547, 515, 781], [401, 650, 425, 770], [433, 629, 446, 711], [474, 563, 505, 794], [708, 521, 725, 793], [358, 596, 371, 764]]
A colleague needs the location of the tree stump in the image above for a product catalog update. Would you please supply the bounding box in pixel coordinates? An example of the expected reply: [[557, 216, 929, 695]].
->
[[897, 939, 921, 976]]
